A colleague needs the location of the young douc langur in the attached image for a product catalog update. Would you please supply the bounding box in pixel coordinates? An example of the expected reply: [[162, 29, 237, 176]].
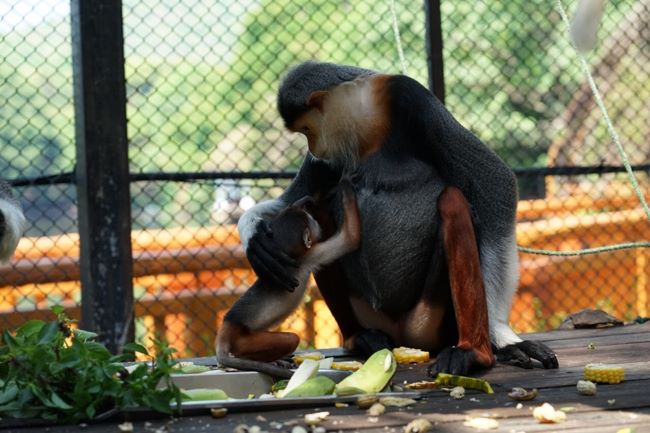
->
[[217, 177, 360, 378]]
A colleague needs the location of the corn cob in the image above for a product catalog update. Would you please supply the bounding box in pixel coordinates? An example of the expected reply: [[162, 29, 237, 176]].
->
[[393, 347, 430, 364], [583, 363, 625, 384], [293, 351, 323, 364], [331, 360, 363, 371]]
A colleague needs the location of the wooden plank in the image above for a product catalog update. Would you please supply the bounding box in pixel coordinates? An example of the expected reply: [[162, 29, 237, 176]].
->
[[523, 322, 650, 342], [527, 326, 650, 350]]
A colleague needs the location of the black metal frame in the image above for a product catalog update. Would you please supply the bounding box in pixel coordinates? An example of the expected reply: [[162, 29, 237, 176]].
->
[[71, 0, 134, 353]]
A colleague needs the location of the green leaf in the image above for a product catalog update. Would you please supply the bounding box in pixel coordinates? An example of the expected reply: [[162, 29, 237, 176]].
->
[[16, 320, 45, 338], [2, 330, 19, 350], [0, 382, 18, 405], [51, 305, 65, 315], [72, 329, 98, 342], [123, 342, 149, 356], [85, 403, 96, 419], [49, 392, 73, 410], [147, 392, 173, 414], [37, 321, 60, 345], [109, 353, 132, 363]]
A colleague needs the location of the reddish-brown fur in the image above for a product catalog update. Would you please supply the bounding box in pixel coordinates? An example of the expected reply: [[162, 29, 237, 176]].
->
[[219, 321, 300, 362], [360, 74, 391, 159], [438, 186, 495, 367]]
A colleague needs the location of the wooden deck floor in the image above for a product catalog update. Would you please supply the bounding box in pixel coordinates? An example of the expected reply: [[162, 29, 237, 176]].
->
[[15, 321, 650, 433]]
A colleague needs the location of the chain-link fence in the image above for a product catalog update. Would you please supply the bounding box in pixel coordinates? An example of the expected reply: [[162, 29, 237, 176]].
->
[[1, 0, 648, 357]]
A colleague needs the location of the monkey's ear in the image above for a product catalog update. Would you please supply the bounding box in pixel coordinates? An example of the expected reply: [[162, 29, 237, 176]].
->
[[306, 91, 328, 112], [292, 195, 315, 209], [302, 228, 312, 249]]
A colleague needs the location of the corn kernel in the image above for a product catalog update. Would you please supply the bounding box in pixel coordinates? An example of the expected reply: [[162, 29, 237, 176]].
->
[[583, 363, 625, 384], [331, 360, 363, 371], [293, 351, 323, 364], [393, 347, 430, 364]]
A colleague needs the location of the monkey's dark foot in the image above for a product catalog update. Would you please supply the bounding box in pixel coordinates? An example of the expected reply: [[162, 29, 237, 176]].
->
[[495, 340, 559, 369], [428, 347, 491, 377], [350, 329, 393, 357]]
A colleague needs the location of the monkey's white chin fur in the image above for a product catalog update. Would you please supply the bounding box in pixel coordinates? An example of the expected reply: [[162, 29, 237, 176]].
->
[[0, 198, 26, 262]]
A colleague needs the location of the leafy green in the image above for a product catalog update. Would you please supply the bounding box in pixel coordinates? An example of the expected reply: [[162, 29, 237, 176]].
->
[[0, 309, 182, 423]]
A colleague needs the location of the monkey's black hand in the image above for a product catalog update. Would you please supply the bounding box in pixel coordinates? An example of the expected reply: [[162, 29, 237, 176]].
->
[[351, 329, 393, 357], [494, 340, 559, 369], [428, 347, 490, 377], [247, 220, 299, 291]]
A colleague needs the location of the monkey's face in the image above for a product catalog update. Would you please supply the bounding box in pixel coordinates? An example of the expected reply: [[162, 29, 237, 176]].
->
[[289, 78, 378, 166], [291, 107, 325, 157], [271, 207, 322, 260]]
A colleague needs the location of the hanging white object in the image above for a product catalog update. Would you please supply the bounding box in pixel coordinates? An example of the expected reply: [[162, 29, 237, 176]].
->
[[570, 0, 607, 52]]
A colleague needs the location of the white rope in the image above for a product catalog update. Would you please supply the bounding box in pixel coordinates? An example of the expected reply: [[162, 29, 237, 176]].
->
[[389, 0, 408, 75], [556, 0, 650, 221], [520, 1, 650, 256], [387, 0, 649, 256]]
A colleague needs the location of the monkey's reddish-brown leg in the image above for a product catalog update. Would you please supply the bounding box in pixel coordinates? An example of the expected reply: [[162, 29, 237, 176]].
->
[[438, 186, 495, 368], [224, 322, 300, 362]]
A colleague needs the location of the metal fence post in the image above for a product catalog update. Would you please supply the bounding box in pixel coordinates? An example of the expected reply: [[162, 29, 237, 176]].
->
[[425, 0, 445, 103], [70, 0, 134, 353]]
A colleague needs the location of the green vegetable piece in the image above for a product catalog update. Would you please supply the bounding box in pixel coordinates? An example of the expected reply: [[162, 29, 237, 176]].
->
[[278, 359, 320, 398], [283, 376, 336, 398], [271, 379, 289, 393], [180, 388, 229, 401], [334, 349, 396, 396], [434, 373, 494, 394]]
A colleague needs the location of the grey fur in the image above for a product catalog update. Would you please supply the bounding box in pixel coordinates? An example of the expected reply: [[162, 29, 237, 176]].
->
[[277, 61, 375, 126], [0, 179, 25, 262]]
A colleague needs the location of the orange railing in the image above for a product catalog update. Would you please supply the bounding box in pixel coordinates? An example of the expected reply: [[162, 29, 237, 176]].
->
[[1, 192, 649, 352]]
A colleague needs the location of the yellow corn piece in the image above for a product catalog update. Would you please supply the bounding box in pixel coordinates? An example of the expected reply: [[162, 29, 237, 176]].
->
[[583, 363, 625, 384], [393, 347, 430, 364], [331, 360, 363, 371], [292, 351, 323, 364]]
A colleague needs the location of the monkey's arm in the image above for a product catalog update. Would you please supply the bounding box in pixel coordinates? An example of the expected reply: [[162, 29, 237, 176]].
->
[[304, 178, 360, 268], [238, 153, 340, 290], [0, 179, 25, 263]]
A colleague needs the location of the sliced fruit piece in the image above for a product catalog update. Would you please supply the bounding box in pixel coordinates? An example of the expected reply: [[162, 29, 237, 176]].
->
[[319, 357, 334, 369], [331, 360, 363, 371], [334, 349, 396, 396], [180, 388, 228, 401], [434, 373, 494, 394], [393, 347, 430, 364], [278, 358, 320, 397], [282, 376, 336, 398], [293, 351, 323, 364]]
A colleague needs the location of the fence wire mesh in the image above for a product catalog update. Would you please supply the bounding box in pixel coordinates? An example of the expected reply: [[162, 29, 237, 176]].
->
[[1, 0, 648, 357]]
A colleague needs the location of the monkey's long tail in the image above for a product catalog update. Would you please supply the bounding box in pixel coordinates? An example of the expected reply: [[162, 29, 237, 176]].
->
[[215, 333, 294, 380]]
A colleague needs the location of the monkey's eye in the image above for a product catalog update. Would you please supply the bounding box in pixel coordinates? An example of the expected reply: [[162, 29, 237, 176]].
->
[[301, 125, 310, 133]]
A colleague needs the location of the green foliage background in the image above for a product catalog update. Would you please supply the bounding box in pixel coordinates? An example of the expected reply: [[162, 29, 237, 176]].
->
[[0, 0, 645, 234]]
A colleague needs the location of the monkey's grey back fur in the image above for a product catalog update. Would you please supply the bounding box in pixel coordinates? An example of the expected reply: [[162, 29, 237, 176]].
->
[[0, 179, 25, 262], [277, 61, 375, 126]]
